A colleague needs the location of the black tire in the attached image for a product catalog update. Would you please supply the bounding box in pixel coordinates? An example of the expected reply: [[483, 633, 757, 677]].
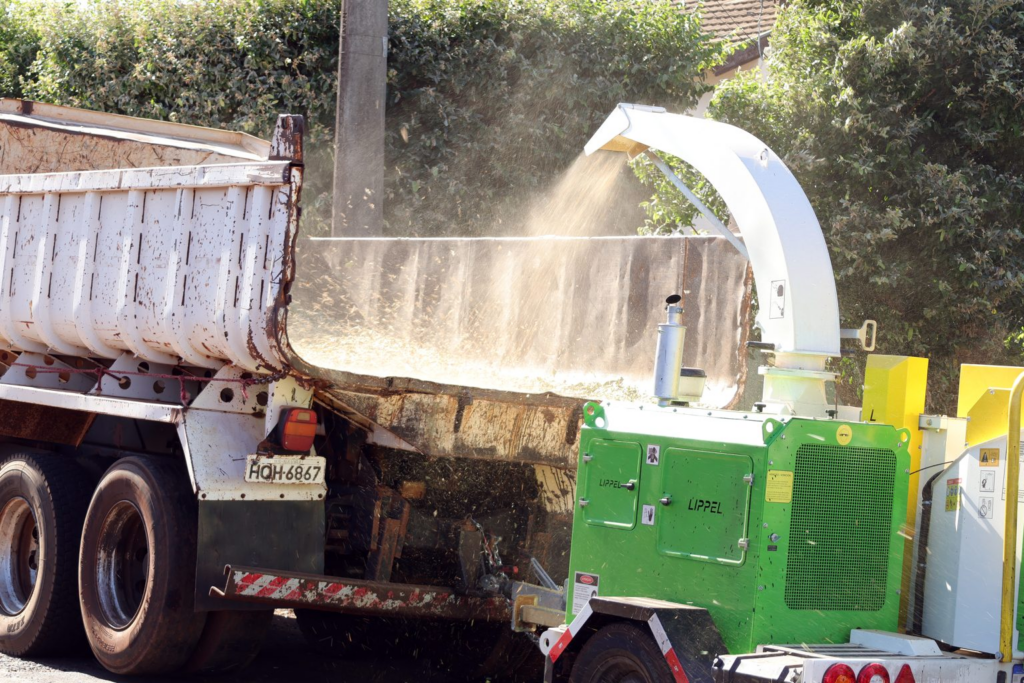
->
[[78, 456, 206, 675], [0, 450, 91, 656], [569, 622, 675, 683], [185, 609, 273, 674], [451, 623, 545, 683]]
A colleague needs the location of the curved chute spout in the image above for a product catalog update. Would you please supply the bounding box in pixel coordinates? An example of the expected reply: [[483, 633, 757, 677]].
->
[[587, 103, 841, 415]]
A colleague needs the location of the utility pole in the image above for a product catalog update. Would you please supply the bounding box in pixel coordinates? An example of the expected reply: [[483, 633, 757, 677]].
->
[[332, 0, 388, 236]]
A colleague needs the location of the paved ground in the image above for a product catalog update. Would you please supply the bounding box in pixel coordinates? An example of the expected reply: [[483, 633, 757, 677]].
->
[[0, 611, 459, 683]]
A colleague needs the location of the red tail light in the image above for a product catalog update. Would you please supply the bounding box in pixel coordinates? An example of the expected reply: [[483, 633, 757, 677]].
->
[[893, 665, 915, 683], [823, 664, 856, 683], [279, 408, 317, 452], [857, 663, 890, 683]]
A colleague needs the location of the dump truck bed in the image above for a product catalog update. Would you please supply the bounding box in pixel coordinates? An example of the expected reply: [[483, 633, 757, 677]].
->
[[0, 99, 589, 466]]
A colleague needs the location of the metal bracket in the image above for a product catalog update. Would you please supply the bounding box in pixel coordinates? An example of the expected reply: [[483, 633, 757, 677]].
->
[[840, 319, 877, 352], [644, 151, 749, 261]]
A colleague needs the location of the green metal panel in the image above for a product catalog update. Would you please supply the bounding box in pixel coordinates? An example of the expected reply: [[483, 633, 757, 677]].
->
[[579, 439, 643, 529], [565, 418, 767, 650], [751, 419, 910, 647], [564, 406, 911, 656], [658, 449, 753, 565]]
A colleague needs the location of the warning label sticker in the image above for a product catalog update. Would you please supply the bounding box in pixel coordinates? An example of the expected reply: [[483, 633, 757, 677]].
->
[[646, 444, 660, 466], [979, 496, 994, 520], [980, 470, 996, 492], [946, 478, 961, 512], [769, 280, 786, 319], [765, 470, 794, 503], [572, 572, 599, 615], [641, 504, 655, 526], [980, 448, 1001, 468]]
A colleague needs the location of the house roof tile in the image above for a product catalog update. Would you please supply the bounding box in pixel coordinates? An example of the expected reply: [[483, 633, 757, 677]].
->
[[684, 0, 777, 44]]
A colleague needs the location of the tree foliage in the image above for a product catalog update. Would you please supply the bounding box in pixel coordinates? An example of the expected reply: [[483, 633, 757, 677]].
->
[[652, 0, 1024, 408], [0, 0, 37, 97], [0, 0, 720, 235]]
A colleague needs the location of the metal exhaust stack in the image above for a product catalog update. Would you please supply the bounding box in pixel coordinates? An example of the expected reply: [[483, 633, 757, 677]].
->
[[653, 295, 706, 406]]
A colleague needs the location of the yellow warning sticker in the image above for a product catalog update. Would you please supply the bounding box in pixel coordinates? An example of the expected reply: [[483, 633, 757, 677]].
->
[[979, 448, 1001, 468], [836, 425, 853, 446], [766, 470, 794, 504], [945, 478, 961, 512]]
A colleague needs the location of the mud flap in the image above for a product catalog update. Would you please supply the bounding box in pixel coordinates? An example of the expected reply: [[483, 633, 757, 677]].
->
[[195, 500, 324, 610], [545, 596, 726, 683]]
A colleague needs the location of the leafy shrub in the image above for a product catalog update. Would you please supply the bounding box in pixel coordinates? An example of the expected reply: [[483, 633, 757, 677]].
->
[[0, 0, 39, 97], [3, 0, 720, 235], [384, 0, 721, 234]]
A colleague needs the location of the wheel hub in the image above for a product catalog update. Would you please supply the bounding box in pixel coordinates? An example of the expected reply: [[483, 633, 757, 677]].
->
[[0, 496, 38, 616], [95, 501, 150, 629]]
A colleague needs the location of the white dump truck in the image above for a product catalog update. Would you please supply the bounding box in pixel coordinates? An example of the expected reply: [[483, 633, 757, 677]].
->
[[0, 98, 622, 677]]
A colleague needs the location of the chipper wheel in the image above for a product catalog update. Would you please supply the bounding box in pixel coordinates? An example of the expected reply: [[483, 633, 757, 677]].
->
[[78, 456, 206, 675], [0, 450, 92, 657], [569, 622, 678, 683]]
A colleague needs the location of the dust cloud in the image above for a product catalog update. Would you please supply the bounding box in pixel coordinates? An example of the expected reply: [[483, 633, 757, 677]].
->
[[289, 152, 749, 406]]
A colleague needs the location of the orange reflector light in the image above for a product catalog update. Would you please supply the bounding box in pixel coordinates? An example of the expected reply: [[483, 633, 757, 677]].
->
[[823, 664, 856, 683], [893, 665, 915, 683], [280, 408, 317, 452], [857, 663, 890, 683]]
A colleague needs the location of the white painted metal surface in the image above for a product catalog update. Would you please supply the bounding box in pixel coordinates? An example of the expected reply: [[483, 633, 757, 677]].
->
[[177, 407, 325, 502], [0, 381, 182, 423], [0, 162, 296, 372], [849, 629, 943, 657], [0, 98, 269, 175], [799, 653, 998, 682], [921, 432, 1024, 656], [585, 103, 840, 360], [597, 401, 771, 449]]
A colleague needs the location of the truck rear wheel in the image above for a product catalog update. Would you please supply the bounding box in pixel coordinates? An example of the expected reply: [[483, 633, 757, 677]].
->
[[185, 609, 273, 674], [0, 451, 91, 656], [569, 622, 676, 683], [78, 457, 206, 675]]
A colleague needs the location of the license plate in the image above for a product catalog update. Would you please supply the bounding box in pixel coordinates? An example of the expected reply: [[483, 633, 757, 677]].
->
[[244, 456, 326, 485]]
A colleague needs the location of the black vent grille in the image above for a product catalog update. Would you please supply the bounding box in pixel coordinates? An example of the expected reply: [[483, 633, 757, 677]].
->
[[784, 444, 896, 611]]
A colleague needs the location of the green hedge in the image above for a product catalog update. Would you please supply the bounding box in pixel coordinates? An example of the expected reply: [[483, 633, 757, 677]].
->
[[1, 0, 720, 235]]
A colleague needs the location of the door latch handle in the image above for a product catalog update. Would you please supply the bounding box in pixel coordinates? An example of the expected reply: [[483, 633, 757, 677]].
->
[[659, 496, 672, 506], [620, 481, 636, 491]]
